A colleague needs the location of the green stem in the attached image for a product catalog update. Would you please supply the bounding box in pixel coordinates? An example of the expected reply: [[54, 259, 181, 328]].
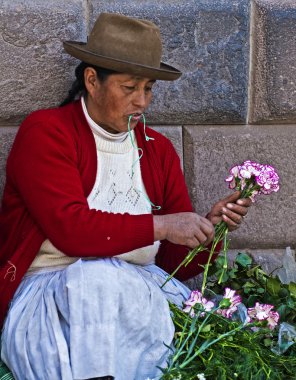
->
[[201, 222, 227, 294], [163, 184, 259, 290], [169, 309, 213, 369], [161, 221, 228, 289], [218, 228, 230, 284], [179, 324, 245, 369], [160, 244, 207, 288]]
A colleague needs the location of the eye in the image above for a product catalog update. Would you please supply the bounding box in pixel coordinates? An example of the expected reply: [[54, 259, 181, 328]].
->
[[145, 86, 153, 93], [124, 86, 136, 91]]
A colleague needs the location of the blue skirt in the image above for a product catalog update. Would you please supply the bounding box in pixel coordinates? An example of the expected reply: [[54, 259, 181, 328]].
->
[[1, 258, 190, 380]]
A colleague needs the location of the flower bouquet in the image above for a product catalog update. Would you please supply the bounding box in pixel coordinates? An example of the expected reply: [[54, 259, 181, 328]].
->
[[160, 161, 296, 379], [162, 160, 280, 292]]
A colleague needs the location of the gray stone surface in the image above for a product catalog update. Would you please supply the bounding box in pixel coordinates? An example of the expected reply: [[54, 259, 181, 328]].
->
[[249, 0, 296, 124], [0, 127, 17, 200], [153, 126, 183, 167], [91, 0, 250, 124], [0, 0, 87, 123], [183, 124, 296, 249], [231, 248, 295, 277], [185, 248, 294, 289]]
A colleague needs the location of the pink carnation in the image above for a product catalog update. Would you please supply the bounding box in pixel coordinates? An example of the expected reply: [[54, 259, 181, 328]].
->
[[247, 302, 280, 330], [216, 288, 242, 319], [255, 165, 280, 195], [183, 290, 214, 317], [225, 160, 280, 201]]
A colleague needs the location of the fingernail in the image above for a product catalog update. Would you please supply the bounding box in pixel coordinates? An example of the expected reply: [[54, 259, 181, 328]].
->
[[226, 203, 233, 209]]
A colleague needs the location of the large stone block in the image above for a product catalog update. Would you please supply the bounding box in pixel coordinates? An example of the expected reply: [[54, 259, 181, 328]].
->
[[0, 0, 87, 123], [153, 126, 183, 167], [91, 0, 250, 124], [249, 0, 296, 123], [0, 127, 17, 200], [183, 124, 296, 249]]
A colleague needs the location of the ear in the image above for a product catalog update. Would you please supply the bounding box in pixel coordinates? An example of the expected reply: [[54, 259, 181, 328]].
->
[[84, 67, 100, 97]]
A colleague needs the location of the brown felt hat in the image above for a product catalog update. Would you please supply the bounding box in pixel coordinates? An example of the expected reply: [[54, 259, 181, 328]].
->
[[63, 12, 182, 81]]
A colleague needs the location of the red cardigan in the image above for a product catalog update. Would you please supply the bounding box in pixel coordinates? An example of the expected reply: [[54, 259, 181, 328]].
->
[[0, 100, 220, 326]]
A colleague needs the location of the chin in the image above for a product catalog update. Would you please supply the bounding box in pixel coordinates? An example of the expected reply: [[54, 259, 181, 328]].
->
[[128, 121, 138, 130]]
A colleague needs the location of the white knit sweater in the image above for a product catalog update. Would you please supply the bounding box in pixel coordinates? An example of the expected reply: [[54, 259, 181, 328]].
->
[[28, 98, 159, 273]]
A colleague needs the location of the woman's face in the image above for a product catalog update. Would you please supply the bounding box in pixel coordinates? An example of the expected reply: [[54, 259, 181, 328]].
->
[[85, 69, 155, 133]]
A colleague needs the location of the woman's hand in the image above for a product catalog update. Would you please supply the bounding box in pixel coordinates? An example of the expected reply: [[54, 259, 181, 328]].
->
[[153, 212, 215, 249], [207, 191, 252, 231]]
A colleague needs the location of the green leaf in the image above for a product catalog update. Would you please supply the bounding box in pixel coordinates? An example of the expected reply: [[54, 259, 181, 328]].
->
[[288, 282, 296, 298], [277, 304, 289, 320], [230, 281, 241, 290], [287, 298, 296, 308], [266, 277, 281, 296], [246, 267, 259, 277], [235, 252, 252, 268], [243, 281, 256, 289], [229, 268, 238, 279], [201, 324, 212, 333], [215, 256, 225, 267], [263, 338, 272, 347], [219, 272, 229, 283], [247, 294, 259, 306], [278, 288, 290, 298]]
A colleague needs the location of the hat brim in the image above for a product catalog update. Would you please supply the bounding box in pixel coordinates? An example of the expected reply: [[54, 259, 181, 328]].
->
[[63, 41, 182, 81]]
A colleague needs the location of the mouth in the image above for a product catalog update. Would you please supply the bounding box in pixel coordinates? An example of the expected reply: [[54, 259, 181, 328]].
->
[[128, 113, 143, 122]]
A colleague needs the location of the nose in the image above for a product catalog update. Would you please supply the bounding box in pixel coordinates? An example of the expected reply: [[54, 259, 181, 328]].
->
[[132, 89, 150, 109]]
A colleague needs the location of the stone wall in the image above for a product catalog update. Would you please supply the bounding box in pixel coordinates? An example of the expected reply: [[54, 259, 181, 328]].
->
[[1, 0, 296, 270]]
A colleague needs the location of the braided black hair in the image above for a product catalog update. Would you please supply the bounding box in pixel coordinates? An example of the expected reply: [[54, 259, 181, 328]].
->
[[60, 62, 119, 107]]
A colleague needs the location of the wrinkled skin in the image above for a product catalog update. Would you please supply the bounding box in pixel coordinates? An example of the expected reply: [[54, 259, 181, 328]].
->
[[84, 68, 155, 133], [207, 191, 252, 232], [153, 193, 251, 249]]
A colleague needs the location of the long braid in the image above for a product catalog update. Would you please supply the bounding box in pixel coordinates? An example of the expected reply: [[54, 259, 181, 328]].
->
[[60, 62, 119, 107], [60, 62, 86, 106]]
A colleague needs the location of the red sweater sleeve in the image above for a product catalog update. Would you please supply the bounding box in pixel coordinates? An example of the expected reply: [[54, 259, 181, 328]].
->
[[8, 116, 154, 257], [154, 137, 222, 281]]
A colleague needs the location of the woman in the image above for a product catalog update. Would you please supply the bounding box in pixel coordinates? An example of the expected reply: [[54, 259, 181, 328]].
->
[[0, 13, 251, 380]]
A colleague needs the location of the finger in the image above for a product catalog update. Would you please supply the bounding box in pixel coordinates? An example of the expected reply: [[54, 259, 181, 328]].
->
[[222, 206, 245, 224], [207, 213, 224, 226], [237, 198, 252, 207], [193, 216, 215, 238], [194, 230, 209, 245], [201, 220, 215, 235], [187, 233, 212, 249], [225, 203, 249, 217], [186, 237, 201, 249], [199, 216, 215, 230], [223, 190, 241, 203], [222, 214, 240, 231], [200, 222, 215, 242]]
